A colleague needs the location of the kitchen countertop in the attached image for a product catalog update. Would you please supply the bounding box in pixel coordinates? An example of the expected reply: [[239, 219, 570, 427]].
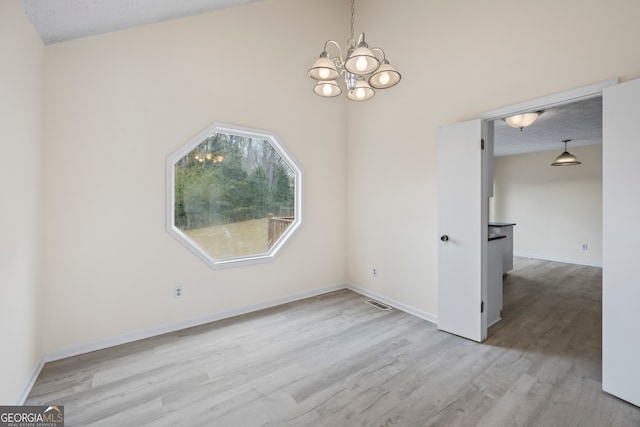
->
[[489, 222, 516, 227]]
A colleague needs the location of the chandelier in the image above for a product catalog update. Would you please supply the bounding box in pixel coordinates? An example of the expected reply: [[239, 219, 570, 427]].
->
[[307, 0, 401, 101]]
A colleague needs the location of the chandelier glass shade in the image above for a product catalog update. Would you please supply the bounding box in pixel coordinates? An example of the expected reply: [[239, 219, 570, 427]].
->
[[307, 0, 401, 101], [308, 53, 340, 81], [344, 42, 380, 75], [313, 80, 342, 97], [369, 60, 402, 89], [347, 77, 376, 101]]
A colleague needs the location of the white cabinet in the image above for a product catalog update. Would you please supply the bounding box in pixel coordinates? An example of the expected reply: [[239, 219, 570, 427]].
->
[[489, 222, 515, 274], [487, 236, 504, 326]]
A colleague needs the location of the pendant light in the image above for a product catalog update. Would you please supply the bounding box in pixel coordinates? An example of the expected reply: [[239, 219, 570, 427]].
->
[[307, 0, 401, 101], [551, 139, 581, 166]]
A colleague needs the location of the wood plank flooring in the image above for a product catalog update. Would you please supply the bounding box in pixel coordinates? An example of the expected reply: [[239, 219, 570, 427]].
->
[[26, 258, 640, 426]]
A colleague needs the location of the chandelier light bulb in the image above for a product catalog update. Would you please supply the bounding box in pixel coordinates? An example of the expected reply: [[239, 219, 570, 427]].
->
[[356, 56, 368, 72], [322, 83, 333, 96], [347, 77, 375, 101], [378, 71, 390, 85], [318, 68, 330, 79]]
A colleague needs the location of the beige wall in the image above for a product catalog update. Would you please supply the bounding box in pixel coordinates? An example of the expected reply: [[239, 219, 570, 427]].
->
[[41, 0, 348, 352], [347, 0, 640, 316], [492, 145, 602, 266], [0, 1, 44, 404]]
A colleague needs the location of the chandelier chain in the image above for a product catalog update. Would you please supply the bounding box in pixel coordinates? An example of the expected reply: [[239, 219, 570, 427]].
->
[[350, 0, 355, 42]]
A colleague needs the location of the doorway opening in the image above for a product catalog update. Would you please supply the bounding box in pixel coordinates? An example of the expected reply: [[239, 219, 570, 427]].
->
[[480, 83, 607, 336], [490, 96, 603, 270]]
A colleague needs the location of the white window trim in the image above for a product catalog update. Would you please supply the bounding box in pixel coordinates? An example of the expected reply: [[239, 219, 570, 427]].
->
[[166, 122, 303, 269]]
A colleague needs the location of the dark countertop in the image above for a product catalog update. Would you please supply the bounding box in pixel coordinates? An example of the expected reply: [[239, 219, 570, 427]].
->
[[489, 222, 516, 227], [489, 233, 507, 241]]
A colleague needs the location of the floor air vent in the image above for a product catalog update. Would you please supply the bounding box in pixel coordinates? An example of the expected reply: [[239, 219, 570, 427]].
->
[[365, 300, 392, 311]]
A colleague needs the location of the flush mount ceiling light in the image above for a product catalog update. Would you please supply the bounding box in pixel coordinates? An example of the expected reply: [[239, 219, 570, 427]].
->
[[551, 139, 582, 166], [504, 111, 542, 131], [307, 0, 401, 101]]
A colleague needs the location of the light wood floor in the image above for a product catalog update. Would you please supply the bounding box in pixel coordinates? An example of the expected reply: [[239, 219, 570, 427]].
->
[[27, 258, 640, 426]]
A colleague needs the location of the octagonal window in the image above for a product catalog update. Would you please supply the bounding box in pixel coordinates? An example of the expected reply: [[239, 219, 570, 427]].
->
[[167, 123, 302, 268]]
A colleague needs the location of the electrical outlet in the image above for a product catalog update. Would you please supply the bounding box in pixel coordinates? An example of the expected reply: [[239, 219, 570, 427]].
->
[[372, 268, 378, 278], [174, 285, 183, 298], [582, 244, 588, 251]]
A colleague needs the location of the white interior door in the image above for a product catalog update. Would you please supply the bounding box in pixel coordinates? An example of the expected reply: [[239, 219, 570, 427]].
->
[[602, 78, 640, 407], [437, 119, 488, 342]]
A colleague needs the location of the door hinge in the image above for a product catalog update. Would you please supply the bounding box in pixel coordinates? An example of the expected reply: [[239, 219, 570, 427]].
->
[[481, 301, 484, 313], [481, 139, 485, 150]]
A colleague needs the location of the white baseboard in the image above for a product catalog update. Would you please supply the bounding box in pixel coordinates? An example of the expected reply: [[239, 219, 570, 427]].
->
[[513, 252, 602, 268], [346, 283, 438, 325], [17, 359, 45, 405], [43, 283, 346, 363]]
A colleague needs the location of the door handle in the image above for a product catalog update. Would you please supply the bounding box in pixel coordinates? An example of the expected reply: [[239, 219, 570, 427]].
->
[[440, 235, 449, 242]]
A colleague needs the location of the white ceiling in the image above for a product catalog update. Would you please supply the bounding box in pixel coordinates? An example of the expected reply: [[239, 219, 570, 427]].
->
[[19, 0, 263, 45], [19, 0, 603, 158], [493, 96, 602, 157]]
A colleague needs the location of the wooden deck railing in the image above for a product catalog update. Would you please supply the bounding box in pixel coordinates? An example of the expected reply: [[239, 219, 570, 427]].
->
[[268, 216, 294, 248]]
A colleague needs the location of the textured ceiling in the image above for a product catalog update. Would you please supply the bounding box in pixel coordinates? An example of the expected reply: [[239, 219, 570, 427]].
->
[[20, 0, 263, 45], [493, 96, 602, 157]]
